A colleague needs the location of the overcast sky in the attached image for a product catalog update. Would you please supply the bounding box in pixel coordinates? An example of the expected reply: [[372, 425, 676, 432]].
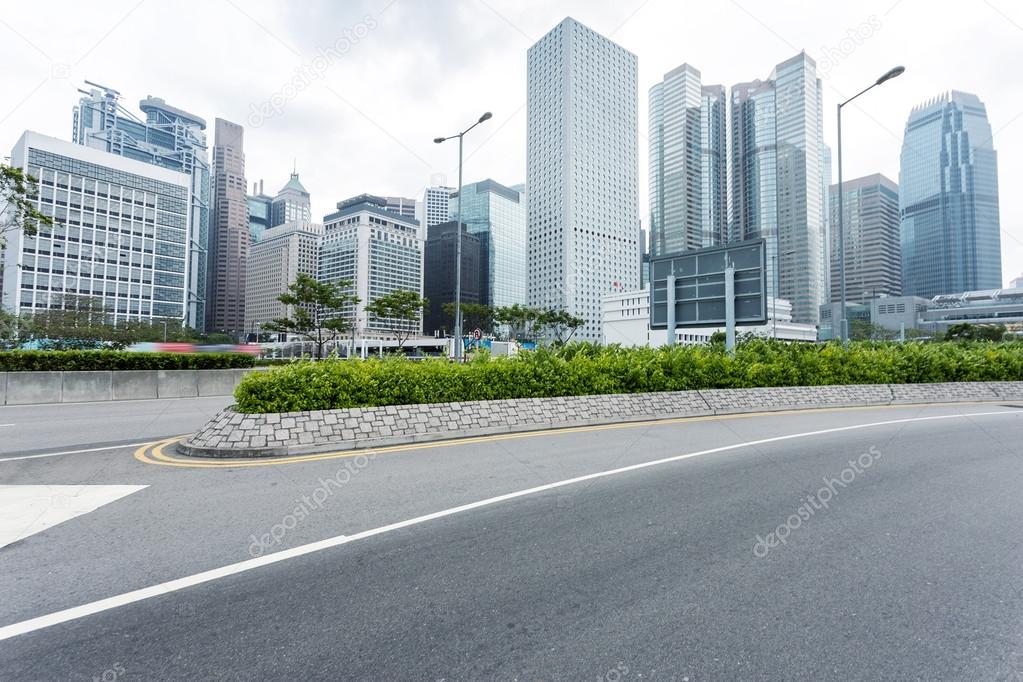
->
[[2, 0, 1021, 285]]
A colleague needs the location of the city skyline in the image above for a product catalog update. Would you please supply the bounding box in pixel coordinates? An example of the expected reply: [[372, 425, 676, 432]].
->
[[1, 1, 1021, 286]]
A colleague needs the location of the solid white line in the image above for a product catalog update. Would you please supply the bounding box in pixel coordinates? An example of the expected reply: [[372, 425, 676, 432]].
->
[[0, 442, 154, 463], [0, 424, 14, 427], [0, 409, 1017, 642]]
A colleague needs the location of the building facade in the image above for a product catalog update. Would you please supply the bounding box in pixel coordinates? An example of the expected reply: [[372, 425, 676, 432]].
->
[[319, 195, 423, 337], [727, 53, 827, 324], [206, 119, 248, 336], [383, 196, 417, 221], [453, 179, 527, 310], [899, 90, 1002, 298], [244, 220, 324, 338], [270, 172, 311, 228], [601, 288, 816, 346], [73, 84, 210, 330], [422, 221, 481, 335], [247, 181, 272, 244], [829, 173, 901, 303], [700, 85, 728, 247], [421, 186, 454, 229], [3, 131, 193, 325], [526, 17, 640, 342], [649, 63, 703, 257]]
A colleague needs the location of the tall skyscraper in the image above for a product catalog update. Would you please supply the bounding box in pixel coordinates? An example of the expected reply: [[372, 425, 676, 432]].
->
[[454, 179, 527, 310], [3, 132, 193, 325], [527, 17, 640, 341], [421, 186, 455, 229], [899, 91, 1002, 298], [270, 171, 311, 228], [73, 83, 210, 330], [700, 84, 728, 247], [829, 173, 901, 303], [206, 119, 248, 336], [244, 220, 324, 338], [319, 194, 424, 336], [728, 53, 826, 324], [649, 63, 703, 257]]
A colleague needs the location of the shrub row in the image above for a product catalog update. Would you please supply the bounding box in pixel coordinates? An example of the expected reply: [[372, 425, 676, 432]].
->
[[0, 350, 255, 372], [233, 340, 1023, 413]]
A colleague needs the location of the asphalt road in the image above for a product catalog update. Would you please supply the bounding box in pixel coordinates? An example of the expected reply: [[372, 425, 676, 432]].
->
[[1, 400, 1022, 680], [0, 396, 234, 456]]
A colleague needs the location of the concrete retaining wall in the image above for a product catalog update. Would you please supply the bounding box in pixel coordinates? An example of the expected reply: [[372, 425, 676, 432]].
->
[[0, 369, 254, 405], [179, 381, 1023, 458]]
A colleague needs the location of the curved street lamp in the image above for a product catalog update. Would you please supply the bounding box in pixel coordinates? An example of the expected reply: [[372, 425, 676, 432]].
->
[[434, 112, 493, 360], [836, 66, 904, 345]]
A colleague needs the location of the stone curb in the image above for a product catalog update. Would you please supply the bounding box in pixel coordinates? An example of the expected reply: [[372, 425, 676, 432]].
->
[[176, 381, 1023, 459]]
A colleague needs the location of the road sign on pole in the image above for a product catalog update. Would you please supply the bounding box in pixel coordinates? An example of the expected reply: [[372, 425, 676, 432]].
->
[[472, 328, 483, 341]]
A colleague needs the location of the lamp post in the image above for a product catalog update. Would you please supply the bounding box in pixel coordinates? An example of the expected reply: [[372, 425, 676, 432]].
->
[[837, 65, 904, 346], [434, 111, 493, 361]]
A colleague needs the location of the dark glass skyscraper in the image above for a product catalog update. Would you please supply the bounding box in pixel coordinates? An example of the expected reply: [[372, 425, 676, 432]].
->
[[899, 91, 1001, 298]]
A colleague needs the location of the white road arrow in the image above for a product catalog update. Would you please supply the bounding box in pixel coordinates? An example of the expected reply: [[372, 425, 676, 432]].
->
[[0, 485, 148, 549]]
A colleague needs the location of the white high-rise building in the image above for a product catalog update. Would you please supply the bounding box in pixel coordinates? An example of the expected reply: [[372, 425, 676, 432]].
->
[[421, 186, 454, 229], [319, 195, 423, 337], [526, 17, 640, 342]]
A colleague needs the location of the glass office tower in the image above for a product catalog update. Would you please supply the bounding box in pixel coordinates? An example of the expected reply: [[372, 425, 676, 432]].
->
[[899, 91, 1001, 298], [454, 179, 527, 310]]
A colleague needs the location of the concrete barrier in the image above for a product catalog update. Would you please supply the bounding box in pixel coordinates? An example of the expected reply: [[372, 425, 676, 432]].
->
[[62, 371, 113, 403], [156, 370, 199, 398], [198, 369, 250, 397], [5, 371, 63, 405], [112, 370, 159, 401], [0, 369, 251, 405]]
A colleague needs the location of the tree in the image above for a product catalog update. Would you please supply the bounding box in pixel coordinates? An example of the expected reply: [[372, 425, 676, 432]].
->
[[536, 308, 585, 345], [1, 164, 53, 249], [495, 304, 541, 341], [365, 289, 428, 351], [442, 302, 495, 336], [0, 309, 18, 350], [19, 294, 113, 349], [944, 323, 1005, 342], [262, 274, 360, 359]]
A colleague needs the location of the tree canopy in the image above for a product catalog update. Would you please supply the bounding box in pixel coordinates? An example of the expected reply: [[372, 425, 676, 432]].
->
[[262, 274, 360, 358]]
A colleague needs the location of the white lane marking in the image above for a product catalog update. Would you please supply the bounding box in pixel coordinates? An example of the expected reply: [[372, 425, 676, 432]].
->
[[0, 424, 14, 427], [0, 409, 1017, 641], [0, 442, 155, 463], [0, 485, 148, 549]]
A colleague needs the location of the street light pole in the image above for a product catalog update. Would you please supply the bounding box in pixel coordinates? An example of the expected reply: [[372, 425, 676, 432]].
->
[[836, 65, 904, 347], [435, 111, 492, 361]]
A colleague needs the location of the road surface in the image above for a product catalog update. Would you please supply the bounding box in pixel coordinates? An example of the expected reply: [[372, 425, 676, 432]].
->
[[1, 399, 1022, 679]]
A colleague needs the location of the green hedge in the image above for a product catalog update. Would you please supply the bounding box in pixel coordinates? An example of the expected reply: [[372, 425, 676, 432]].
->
[[0, 350, 255, 372], [233, 340, 1023, 413]]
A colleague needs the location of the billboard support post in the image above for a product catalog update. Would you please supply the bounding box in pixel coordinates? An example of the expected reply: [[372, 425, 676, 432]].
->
[[725, 261, 735, 354], [665, 274, 676, 346]]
